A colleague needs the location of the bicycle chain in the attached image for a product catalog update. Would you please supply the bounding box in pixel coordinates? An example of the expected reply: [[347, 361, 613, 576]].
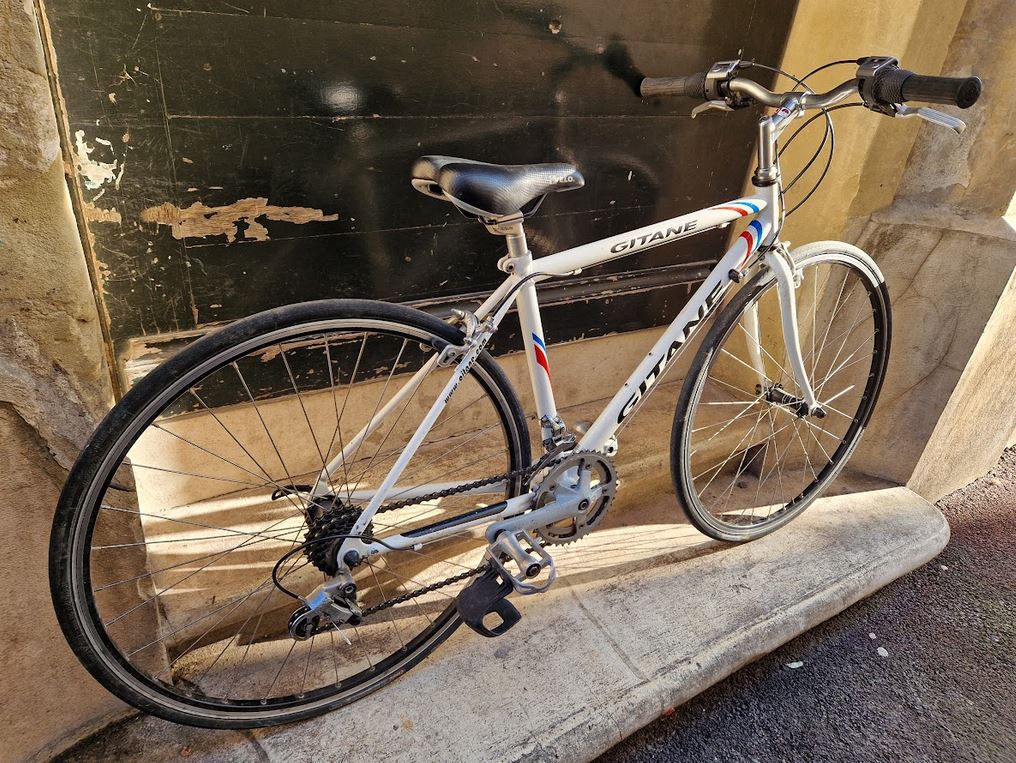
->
[[374, 462, 541, 515], [353, 444, 572, 617], [360, 563, 490, 617]]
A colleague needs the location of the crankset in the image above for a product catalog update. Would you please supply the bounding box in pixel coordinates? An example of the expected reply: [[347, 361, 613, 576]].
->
[[532, 452, 617, 544], [281, 447, 616, 641], [456, 452, 617, 637]]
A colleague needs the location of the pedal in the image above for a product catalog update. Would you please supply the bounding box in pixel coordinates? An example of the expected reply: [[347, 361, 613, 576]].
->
[[456, 566, 521, 638], [488, 530, 556, 594], [455, 530, 556, 638]]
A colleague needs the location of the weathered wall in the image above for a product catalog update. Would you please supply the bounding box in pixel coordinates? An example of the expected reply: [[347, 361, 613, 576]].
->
[[775, 0, 968, 249], [0, 2, 127, 760], [766, 0, 1016, 501], [843, 0, 1016, 499]]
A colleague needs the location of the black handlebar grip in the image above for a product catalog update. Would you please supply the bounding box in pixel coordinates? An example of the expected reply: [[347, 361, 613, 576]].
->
[[902, 73, 982, 109], [873, 67, 982, 109], [640, 71, 707, 99]]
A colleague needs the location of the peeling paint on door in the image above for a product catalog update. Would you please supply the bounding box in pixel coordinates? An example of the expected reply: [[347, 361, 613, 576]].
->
[[73, 130, 122, 190], [44, 0, 792, 365], [81, 201, 122, 224], [139, 197, 339, 242]]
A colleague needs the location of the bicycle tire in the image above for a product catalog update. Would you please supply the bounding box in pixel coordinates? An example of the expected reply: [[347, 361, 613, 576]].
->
[[50, 298, 531, 728], [672, 242, 891, 541]]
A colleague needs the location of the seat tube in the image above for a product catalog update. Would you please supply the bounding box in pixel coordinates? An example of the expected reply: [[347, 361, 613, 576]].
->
[[505, 222, 560, 443]]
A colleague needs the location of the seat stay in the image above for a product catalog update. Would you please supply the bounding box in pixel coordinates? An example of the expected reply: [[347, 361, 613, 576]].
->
[[312, 355, 438, 499], [344, 283, 524, 539]]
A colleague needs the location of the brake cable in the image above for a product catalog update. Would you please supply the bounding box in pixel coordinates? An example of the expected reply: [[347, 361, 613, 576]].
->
[[743, 61, 858, 229]]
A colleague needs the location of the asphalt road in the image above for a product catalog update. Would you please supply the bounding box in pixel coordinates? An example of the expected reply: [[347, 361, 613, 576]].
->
[[598, 450, 1016, 763]]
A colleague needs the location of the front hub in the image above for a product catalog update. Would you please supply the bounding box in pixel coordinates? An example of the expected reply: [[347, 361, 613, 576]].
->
[[758, 382, 826, 419]]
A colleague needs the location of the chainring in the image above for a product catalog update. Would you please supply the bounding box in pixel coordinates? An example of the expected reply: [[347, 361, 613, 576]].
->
[[533, 452, 617, 545]]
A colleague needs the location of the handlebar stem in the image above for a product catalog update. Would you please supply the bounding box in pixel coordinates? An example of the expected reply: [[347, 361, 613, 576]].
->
[[753, 96, 804, 187], [744, 79, 857, 188]]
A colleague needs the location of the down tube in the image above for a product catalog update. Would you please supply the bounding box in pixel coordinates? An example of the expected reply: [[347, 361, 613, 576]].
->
[[576, 218, 772, 452]]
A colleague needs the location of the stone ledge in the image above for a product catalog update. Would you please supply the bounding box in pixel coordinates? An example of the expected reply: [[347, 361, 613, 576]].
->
[[866, 201, 1016, 243], [58, 484, 948, 763]]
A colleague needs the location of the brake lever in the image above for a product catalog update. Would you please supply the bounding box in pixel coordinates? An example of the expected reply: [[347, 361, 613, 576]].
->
[[691, 100, 734, 119], [895, 104, 966, 134]]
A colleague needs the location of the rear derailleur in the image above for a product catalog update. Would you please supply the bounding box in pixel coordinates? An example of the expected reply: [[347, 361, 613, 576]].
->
[[288, 573, 362, 640]]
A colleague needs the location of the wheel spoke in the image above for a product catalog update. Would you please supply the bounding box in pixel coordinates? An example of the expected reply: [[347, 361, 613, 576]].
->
[[232, 361, 304, 512]]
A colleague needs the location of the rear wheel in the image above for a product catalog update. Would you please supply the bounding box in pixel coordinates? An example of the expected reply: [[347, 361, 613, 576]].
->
[[50, 299, 530, 728], [672, 242, 891, 541]]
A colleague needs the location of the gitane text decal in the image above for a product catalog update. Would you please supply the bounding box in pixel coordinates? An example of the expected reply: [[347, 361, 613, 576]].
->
[[609, 219, 699, 254]]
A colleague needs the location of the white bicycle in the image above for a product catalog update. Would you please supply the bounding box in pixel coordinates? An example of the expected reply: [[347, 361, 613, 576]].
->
[[51, 57, 981, 727]]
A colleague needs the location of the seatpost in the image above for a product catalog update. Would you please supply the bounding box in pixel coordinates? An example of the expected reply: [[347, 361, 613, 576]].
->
[[503, 222, 529, 262]]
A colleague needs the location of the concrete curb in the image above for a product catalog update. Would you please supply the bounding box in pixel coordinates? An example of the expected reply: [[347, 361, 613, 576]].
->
[[568, 487, 950, 761], [58, 485, 948, 763]]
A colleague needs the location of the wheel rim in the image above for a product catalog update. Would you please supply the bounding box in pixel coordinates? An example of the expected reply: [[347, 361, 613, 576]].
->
[[67, 316, 526, 717], [680, 254, 888, 537]]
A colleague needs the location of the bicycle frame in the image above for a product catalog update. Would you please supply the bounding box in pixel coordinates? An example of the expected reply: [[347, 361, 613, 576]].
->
[[333, 108, 825, 558]]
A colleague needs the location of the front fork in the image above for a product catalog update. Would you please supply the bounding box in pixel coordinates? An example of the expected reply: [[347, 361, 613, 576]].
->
[[745, 245, 824, 417]]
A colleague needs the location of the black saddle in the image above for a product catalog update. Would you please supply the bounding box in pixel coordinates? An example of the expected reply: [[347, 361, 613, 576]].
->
[[411, 155, 585, 218]]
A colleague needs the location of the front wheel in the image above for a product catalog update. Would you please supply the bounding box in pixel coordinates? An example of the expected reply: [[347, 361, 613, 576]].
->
[[672, 242, 891, 542], [50, 299, 530, 728]]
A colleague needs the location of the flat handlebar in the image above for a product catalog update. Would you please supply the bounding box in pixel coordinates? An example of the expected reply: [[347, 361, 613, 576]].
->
[[640, 60, 982, 111], [726, 78, 858, 109], [639, 71, 859, 109]]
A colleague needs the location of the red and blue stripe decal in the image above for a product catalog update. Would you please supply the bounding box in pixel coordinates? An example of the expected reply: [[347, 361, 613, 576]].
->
[[712, 200, 761, 217], [736, 219, 765, 266], [532, 333, 551, 380]]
